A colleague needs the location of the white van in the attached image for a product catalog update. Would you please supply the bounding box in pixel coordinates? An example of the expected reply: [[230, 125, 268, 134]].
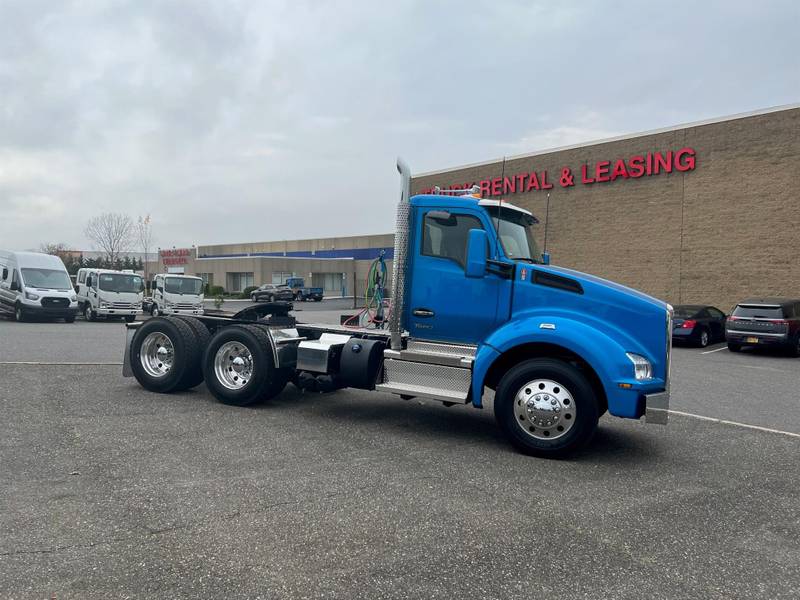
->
[[0, 251, 78, 322], [76, 268, 144, 322], [150, 273, 204, 316]]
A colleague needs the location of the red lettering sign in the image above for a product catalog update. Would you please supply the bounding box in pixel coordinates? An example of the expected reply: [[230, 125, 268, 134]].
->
[[417, 148, 696, 197]]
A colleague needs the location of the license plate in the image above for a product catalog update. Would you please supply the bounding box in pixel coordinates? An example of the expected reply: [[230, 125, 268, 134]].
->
[[746, 337, 759, 344]]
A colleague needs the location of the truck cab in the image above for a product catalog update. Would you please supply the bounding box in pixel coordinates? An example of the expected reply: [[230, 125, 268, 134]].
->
[[77, 268, 144, 322], [380, 192, 671, 444], [150, 274, 204, 317]]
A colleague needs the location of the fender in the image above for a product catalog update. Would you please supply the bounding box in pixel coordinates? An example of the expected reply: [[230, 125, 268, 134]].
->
[[472, 315, 634, 412]]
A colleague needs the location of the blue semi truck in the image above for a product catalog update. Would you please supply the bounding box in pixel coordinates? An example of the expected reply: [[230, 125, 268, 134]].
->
[[123, 159, 671, 457]]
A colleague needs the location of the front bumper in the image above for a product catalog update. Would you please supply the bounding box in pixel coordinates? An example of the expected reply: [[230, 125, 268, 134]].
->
[[22, 304, 79, 318], [163, 307, 204, 315], [644, 390, 670, 425], [97, 308, 139, 316]]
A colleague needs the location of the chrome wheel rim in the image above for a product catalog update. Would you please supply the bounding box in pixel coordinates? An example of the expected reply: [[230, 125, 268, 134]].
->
[[700, 331, 708, 346], [514, 379, 576, 441], [140, 332, 175, 378], [214, 341, 254, 390]]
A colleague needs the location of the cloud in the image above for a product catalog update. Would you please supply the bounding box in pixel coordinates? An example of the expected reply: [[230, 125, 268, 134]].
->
[[0, 0, 798, 251]]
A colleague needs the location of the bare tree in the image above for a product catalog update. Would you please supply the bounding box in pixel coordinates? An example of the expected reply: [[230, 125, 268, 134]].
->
[[84, 213, 134, 264], [136, 214, 155, 281], [39, 242, 70, 257]]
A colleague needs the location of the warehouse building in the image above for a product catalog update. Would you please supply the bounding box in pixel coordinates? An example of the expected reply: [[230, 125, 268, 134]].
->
[[150, 104, 799, 310], [146, 234, 394, 298]]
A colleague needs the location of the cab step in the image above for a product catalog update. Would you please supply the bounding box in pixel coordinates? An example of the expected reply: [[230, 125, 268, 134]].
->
[[374, 340, 477, 403]]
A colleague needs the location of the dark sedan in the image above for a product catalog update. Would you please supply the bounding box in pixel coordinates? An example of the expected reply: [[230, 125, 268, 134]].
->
[[251, 284, 294, 303], [672, 305, 727, 347]]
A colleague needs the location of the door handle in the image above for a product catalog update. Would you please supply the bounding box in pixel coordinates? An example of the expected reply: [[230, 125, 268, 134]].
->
[[413, 308, 435, 318]]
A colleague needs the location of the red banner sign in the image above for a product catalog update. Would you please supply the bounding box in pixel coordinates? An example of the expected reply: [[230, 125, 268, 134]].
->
[[160, 248, 191, 266], [417, 148, 697, 197]]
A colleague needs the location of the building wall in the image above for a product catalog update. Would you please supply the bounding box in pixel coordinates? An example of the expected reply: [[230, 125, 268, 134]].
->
[[410, 106, 800, 311]]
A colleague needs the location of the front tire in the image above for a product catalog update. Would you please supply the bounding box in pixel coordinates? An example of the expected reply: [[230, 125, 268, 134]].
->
[[151, 304, 160, 317], [84, 304, 96, 322], [494, 358, 599, 458], [14, 304, 26, 322], [203, 324, 287, 406]]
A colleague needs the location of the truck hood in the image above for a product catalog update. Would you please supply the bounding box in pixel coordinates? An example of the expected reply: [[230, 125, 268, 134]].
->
[[511, 263, 670, 379]]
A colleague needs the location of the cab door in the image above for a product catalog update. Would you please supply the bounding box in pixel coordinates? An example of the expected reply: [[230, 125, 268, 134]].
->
[[406, 207, 509, 344]]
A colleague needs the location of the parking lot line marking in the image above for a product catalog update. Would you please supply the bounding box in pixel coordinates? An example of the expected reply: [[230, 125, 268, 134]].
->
[[669, 409, 800, 439], [0, 361, 123, 366], [701, 346, 728, 354]]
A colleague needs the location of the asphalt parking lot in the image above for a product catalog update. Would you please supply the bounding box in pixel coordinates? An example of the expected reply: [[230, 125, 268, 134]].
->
[[1, 313, 798, 599]]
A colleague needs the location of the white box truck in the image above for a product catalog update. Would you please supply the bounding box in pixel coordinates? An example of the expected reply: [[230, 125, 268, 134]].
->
[[149, 273, 204, 317], [0, 251, 78, 322], [76, 268, 144, 322]]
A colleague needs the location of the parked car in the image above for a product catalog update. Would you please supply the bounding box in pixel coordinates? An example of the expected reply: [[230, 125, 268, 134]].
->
[[726, 298, 800, 356], [671, 304, 727, 347], [251, 283, 294, 303]]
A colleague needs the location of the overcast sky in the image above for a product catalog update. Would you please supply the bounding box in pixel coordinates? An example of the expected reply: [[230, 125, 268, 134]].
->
[[1, 0, 798, 252]]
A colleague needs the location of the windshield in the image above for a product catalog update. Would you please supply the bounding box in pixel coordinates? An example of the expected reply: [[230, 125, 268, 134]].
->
[[486, 207, 541, 262], [21, 268, 72, 290], [165, 277, 203, 295], [99, 273, 142, 293]]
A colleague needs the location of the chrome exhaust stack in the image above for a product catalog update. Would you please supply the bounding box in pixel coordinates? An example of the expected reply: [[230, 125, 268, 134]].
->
[[389, 157, 411, 350]]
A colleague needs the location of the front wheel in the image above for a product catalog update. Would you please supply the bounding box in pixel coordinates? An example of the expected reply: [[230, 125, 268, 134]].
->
[[84, 304, 96, 322], [14, 304, 26, 322], [151, 304, 161, 317], [494, 358, 599, 458]]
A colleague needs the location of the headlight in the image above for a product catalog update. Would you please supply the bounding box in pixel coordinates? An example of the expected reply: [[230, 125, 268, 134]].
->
[[70, 294, 77, 302], [626, 353, 653, 380], [100, 302, 109, 308], [165, 301, 174, 308], [24, 291, 40, 301]]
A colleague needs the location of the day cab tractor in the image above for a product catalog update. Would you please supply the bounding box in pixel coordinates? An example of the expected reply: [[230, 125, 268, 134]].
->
[[122, 159, 672, 457]]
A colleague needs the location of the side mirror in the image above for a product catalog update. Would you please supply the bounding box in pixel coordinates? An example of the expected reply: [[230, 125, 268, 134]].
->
[[541, 251, 551, 265], [10, 280, 20, 292], [465, 229, 488, 278]]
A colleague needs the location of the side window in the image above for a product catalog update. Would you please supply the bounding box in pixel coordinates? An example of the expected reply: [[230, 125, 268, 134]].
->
[[708, 307, 724, 319], [1, 264, 7, 281], [696, 308, 710, 319], [78, 271, 86, 284], [422, 212, 483, 268], [12, 269, 19, 286], [91, 273, 98, 289]]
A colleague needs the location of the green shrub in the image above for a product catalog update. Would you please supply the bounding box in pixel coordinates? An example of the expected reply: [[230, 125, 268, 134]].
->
[[213, 295, 225, 310], [208, 285, 225, 296], [241, 286, 258, 299]]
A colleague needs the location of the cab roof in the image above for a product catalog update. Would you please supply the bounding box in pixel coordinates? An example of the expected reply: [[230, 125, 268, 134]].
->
[[410, 193, 536, 220]]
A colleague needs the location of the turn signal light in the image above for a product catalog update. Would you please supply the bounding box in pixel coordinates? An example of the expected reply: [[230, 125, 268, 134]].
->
[[681, 319, 697, 329]]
